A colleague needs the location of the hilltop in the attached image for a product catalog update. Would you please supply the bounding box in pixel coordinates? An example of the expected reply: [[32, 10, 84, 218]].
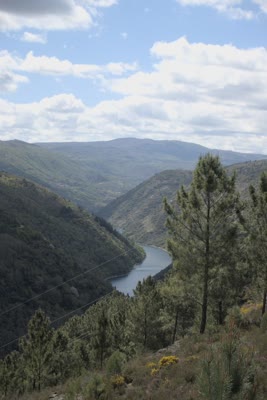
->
[[1, 137, 263, 212]]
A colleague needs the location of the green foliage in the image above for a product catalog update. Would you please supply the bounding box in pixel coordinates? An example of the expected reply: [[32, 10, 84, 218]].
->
[[198, 326, 257, 400], [165, 154, 241, 333], [0, 172, 143, 349], [20, 309, 53, 392], [128, 276, 165, 350], [106, 351, 127, 375], [99, 159, 267, 247], [246, 172, 267, 315], [159, 272, 196, 342]]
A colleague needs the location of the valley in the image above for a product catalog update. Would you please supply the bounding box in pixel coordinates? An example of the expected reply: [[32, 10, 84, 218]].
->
[[0, 139, 267, 399]]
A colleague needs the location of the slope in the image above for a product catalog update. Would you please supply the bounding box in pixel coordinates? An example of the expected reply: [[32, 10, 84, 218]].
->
[[40, 137, 267, 197], [2, 138, 267, 213], [0, 172, 143, 352], [99, 160, 267, 246], [0, 140, 113, 212]]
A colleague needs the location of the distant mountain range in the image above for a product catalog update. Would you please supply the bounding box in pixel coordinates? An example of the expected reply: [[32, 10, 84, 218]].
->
[[0, 172, 143, 351], [99, 160, 267, 246], [1, 138, 264, 213]]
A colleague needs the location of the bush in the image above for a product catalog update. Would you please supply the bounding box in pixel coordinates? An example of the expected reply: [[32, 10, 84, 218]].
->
[[106, 351, 126, 375], [197, 326, 257, 400]]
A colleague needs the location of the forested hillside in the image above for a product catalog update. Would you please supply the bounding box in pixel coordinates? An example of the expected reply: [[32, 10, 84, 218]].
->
[[1, 155, 267, 400], [100, 159, 267, 246], [2, 138, 265, 214], [0, 172, 143, 351], [0, 140, 115, 212]]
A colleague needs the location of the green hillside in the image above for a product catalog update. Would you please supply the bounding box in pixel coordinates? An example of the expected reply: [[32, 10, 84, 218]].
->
[[0, 172, 143, 351], [1, 139, 267, 214], [99, 160, 267, 246], [0, 140, 116, 212], [100, 170, 193, 246], [39, 138, 267, 206]]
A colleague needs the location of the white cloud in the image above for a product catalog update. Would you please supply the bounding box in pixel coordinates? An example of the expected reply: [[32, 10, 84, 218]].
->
[[0, 0, 117, 31], [253, 0, 267, 13], [21, 32, 47, 44], [0, 50, 28, 92], [0, 50, 137, 84], [81, 0, 118, 7], [1, 38, 267, 154], [176, 0, 255, 19]]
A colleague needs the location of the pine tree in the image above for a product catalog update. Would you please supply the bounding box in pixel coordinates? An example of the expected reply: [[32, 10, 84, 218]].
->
[[128, 276, 164, 349], [159, 272, 196, 343], [20, 309, 53, 391], [164, 154, 240, 333], [248, 172, 267, 315]]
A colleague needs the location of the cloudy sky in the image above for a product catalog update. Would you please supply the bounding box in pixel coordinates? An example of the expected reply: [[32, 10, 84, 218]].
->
[[0, 0, 267, 152]]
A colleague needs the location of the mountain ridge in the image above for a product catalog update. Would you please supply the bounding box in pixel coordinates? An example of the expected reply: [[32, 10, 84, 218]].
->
[[99, 159, 267, 246]]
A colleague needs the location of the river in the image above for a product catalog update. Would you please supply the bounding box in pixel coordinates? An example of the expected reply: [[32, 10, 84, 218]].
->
[[111, 245, 172, 296]]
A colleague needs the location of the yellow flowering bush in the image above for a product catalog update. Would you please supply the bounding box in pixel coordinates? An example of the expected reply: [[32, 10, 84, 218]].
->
[[151, 367, 160, 376], [159, 355, 179, 367], [240, 303, 261, 315], [110, 375, 125, 388], [146, 362, 157, 369]]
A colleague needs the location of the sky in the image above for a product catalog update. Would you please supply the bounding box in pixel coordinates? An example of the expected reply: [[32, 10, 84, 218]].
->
[[0, 0, 267, 153]]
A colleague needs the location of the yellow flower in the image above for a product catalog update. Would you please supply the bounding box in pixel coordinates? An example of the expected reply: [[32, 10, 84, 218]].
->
[[151, 368, 160, 376], [111, 375, 125, 387], [146, 362, 157, 368], [159, 355, 179, 367]]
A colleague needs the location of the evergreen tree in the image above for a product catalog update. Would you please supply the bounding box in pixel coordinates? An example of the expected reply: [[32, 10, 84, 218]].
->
[[159, 272, 196, 343], [248, 172, 267, 315], [20, 309, 53, 391], [128, 276, 164, 349], [164, 154, 240, 333], [49, 330, 70, 385]]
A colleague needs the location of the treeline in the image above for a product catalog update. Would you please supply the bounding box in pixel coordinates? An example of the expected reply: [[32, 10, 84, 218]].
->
[[0, 277, 195, 397], [1, 154, 267, 398]]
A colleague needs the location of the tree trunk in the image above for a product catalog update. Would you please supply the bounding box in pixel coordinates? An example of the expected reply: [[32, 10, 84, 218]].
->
[[200, 268, 208, 334], [143, 309, 147, 348], [218, 300, 224, 325], [262, 288, 267, 315], [200, 193, 210, 335], [172, 309, 179, 344]]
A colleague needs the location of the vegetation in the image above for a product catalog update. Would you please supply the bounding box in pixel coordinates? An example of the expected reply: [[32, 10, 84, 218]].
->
[[164, 154, 241, 333], [0, 172, 144, 351], [100, 160, 267, 246], [1, 153, 267, 399], [1, 138, 266, 214]]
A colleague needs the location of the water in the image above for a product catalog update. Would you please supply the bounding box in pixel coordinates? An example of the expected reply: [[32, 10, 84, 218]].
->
[[111, 245, 172, 295]]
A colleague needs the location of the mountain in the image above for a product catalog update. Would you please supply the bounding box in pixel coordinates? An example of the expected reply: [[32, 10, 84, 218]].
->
[[0, 172, 143, 352], [0, 140, 116, 212], [39, 138, 267, 206], [99, 160, 267, 247], [100, 170, 193, 246], [2, 138, 267, 214]]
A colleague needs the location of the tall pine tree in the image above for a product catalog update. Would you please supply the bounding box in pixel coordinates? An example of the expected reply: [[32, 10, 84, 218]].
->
[[164, 154, 240, 333], [20, 309, 53, 391], [248, 172, 267, 315]]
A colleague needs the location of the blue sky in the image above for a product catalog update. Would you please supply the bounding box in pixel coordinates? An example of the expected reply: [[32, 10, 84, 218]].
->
[[0, 0, 267, 153]]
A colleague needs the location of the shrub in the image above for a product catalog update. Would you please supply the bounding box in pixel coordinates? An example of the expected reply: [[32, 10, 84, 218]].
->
[[158, 356, 179, 368], [106, 351, 126, 375]]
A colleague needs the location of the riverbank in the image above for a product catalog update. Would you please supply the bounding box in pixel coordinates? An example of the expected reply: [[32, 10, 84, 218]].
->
[[111, 245, 172, 295]]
